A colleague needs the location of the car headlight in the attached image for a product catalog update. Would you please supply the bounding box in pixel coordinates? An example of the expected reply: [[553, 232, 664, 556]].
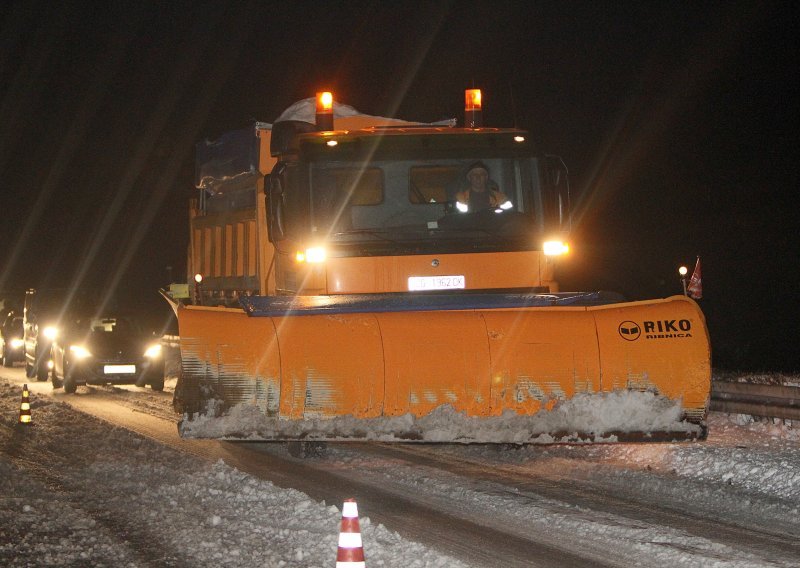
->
[[144, 343, 162, 359], [69, 345, 92, 359], [10, 338, 24, 349], [42, 326, 59, 340]]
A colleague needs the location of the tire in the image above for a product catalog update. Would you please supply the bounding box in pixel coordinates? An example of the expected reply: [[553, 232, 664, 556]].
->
[[150, 377, 164, 392], [2, 353, 11, 367], [63, 379, 77, 394], [51, 365, 63, 389], [36, 362, 49, 382], [25, 360, 35, 378]]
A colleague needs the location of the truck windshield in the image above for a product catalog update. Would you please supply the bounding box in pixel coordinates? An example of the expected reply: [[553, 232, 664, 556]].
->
[[306, 156, 543, 249]]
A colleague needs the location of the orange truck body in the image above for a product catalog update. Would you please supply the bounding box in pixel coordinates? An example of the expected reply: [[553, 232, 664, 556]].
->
[[174, 95, 711, 441]]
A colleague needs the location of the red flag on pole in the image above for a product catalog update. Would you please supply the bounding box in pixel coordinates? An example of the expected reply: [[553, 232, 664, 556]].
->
[[687, 257, 702, 299]]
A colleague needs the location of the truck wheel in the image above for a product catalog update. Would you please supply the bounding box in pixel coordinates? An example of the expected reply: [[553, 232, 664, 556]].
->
[[64, 379, 77, 394], [25, 361, 35, 378], [36, 363, 49, 382], [150, 377, 164, 392], [2, 354, 11, 367]]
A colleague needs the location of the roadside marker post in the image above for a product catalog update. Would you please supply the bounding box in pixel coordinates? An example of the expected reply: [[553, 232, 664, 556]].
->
[[18, 384, 32, 425]]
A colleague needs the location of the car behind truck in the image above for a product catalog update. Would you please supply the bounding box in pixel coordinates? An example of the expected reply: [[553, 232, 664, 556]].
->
[[24, 289, 165, 391]]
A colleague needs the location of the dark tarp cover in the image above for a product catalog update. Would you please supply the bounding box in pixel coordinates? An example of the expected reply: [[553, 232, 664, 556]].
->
[[195, 122, 269, 193]]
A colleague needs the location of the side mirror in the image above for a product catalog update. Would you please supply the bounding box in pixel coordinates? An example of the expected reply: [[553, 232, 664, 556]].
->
[[267, 168, 286, 242], [543, 154, 572, 233]]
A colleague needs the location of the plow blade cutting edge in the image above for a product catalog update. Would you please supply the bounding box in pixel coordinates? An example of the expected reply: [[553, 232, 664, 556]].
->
[[174, 294, 710, 443]]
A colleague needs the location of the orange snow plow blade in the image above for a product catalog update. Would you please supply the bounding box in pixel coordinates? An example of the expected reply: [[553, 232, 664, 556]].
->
[[174, 294, 710, 442]]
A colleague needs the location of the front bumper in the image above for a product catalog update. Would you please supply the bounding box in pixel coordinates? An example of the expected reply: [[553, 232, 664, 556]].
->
[[70, 359, 164, 385], [4, 345, 24, 363]]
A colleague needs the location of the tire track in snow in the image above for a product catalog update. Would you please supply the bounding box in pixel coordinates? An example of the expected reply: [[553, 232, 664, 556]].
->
[[0, 421, 190, 568], [354, 443, 800, 565], [56, 392, 609, 567]]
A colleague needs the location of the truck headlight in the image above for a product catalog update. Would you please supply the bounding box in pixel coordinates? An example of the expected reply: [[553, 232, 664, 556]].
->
[[10, 338, 24, 349], [144, 343, 162, 359], [296, 246, 326, 263], [543, 241, 570, 256]]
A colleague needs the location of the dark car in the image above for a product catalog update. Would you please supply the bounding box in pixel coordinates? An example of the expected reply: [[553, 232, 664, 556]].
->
[[24, 288, 105, 381], [50, 314, 165, 393], [1, 313, 25, 367]]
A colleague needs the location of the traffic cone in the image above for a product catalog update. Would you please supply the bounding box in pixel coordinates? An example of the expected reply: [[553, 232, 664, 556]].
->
[[19, 384, 32, 425], [336, 498, 365, 568]]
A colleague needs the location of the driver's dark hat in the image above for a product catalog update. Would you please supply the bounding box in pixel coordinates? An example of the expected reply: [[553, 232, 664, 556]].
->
[[466, 161, 489, 176]]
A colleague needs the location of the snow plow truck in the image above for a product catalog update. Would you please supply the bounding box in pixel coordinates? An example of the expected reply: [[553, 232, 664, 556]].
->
[[170, 90, 711, 443]]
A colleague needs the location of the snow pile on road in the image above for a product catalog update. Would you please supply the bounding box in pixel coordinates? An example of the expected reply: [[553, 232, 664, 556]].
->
[[0, 380, 467, 567], [323, 411, 800, 567], [605, 413, 800, 498], [666, 414, 800, 500], [181, 389, 701, 442]]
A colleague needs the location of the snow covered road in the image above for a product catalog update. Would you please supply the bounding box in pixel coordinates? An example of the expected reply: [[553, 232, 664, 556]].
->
[[1, 368, 799, 567]]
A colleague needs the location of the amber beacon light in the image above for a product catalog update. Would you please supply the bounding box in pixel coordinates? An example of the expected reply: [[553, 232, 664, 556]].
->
[[316, 91, 334, 131], [465, 88, 483, 127]]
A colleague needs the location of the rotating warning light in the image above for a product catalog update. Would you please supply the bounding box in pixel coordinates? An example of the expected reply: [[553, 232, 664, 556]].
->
[[465, 89, 482, 111], [464, 89, 483, 128], [316, 91, 334, 112], [316, 91, 334, 131]]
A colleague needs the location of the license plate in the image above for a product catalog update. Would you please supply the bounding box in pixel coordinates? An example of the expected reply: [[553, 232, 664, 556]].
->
[[407, 275, 466, 291], [104, 364, 136, 374]]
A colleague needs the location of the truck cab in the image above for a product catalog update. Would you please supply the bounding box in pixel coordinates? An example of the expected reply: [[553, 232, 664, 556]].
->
[[189, 91, 571, 306], [266, 124, 571, 297]]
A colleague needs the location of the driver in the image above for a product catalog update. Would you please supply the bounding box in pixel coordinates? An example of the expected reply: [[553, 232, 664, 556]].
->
[[455, 162, 508, 212]]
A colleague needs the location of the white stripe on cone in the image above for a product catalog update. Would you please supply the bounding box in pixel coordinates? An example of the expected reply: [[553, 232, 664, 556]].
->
[[338, 532, 363, 548], [342, 501, 358, 517]]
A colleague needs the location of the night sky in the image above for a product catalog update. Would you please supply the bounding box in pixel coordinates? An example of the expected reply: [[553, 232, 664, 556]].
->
[[0, 1, 796, 370]]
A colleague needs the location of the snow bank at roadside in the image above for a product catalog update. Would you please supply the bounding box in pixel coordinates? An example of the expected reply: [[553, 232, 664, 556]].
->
[[0, 380, 467, 567], [668, 414, 800, 500], [181, 390, 701, 442], [714, 369, 800, 386]]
